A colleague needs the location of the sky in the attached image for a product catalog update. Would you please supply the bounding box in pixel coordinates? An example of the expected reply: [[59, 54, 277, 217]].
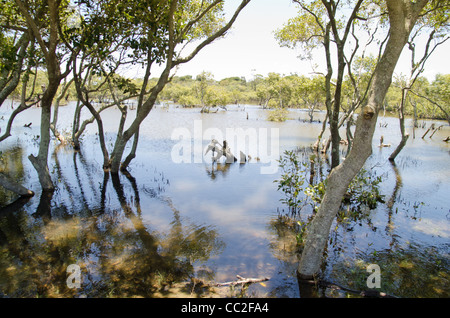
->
[[132, 0, 449, 81]]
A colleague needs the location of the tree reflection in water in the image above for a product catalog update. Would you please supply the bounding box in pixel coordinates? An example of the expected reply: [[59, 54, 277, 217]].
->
[[0, 145, 224, 297], [267, 155, 450, 298], [204, 162, 232, 181]]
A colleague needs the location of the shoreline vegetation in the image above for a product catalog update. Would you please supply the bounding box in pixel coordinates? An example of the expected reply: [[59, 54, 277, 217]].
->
[[1, 0, 449, 299], [6, 71, 450, 123]]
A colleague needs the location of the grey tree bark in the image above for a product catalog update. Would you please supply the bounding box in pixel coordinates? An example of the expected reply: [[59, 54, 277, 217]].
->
[[389, 88, 410, 161], [120, 55, 153, 172], [0, 173, 34, 197], [321, 0, 364, 169], [297, 0, 429, 283], [28, 97, 56, 191], [0, 33, 29, 107], [109, 0, 251, 174], [15, 0, 73, 191], [390, 25, 448, 160]]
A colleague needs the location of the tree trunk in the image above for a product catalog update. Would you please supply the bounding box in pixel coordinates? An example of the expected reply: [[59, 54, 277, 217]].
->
[[72, 59, 111, 169], [29, 58, 62, 191], [120, 57, 152, 172], [412, 99, 418, 139], [297, 0, 428, 282], [50, 99, 65, 144], [110, 134, 129, 174], [71, 100, 83, 150], [109, 65, 171, 174], [121, 129, 139, 171], [323, 0, 364, 170], [0, 33, 29, 107], [29, 101, 55, 191], [322, 23, 335, 164], [329, 44, 346, 169], [18, 0, 68, 192], [389, 89, 409, 161], [107, 0, 250, 173], [50, 78, 73, 144], [313, 113, 328, 152], [345, 115, 354, 157]]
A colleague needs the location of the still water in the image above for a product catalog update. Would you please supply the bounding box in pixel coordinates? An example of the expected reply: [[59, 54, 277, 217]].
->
[[0, 101, 449, 297]]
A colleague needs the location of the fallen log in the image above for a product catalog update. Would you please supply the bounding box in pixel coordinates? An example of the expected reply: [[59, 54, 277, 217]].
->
[[0, 173, 34, 197], [216, 275, 269, 287]]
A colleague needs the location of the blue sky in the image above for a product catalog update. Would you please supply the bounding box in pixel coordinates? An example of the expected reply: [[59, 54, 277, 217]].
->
[[172, 0, 305, 80], [134, 0, 449, 81]]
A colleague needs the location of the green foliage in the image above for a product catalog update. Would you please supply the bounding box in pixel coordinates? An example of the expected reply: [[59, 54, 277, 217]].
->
[[267, 107, 289, 122], [274, 150, 306, 214], [304, 168, 385, 218], [426, 74, 450, 119], [295, 220, 308, 245], [304, 179, 326, 211], [160, 71, 328, 113], [274, 0, 387, 60], [114, 77, 139, 95], [0, 33, 18, 73], [274, 5, 325, 59], [429, 74, 450, 104], [195, 70, 214, 108], [178, 94, 200, 107], [386, 74, 450, 120], [344, 168, 385, 212], [206, 85, 232, 107], [158, 69, 449, 122], [275, 149, 386, 245], [161, 73, 257, 107]]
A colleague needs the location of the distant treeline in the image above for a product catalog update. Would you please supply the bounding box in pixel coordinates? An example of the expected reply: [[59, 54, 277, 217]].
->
[[9, 70, 450, 121]]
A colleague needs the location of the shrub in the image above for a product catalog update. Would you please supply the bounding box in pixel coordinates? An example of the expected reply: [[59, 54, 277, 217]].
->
[[267, 107, 289, 122], [274, 150, 306, 214], [275, 150, 386, 245]]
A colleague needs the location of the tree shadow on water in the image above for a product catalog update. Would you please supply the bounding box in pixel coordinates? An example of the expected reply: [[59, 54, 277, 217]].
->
[[0, 147, 224, 298]]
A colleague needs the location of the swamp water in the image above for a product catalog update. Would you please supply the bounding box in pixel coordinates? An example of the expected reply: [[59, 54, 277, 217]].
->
[[0, 102, 449, 297]]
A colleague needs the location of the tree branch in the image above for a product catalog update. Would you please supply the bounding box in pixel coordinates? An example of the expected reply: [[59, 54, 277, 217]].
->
[[173, 0, 250, 66], [13, 0, 49, 60]]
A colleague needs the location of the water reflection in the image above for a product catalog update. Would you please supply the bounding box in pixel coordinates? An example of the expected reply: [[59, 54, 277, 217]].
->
[[1, 105, 449, 298], [0, 144, 225, 297], [0, 146, 28, 206], [328, 243, 450, 298], [204, 163, 232, 180]]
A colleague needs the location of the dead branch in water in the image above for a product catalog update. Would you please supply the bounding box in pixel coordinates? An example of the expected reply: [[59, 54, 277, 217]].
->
[[429, 125, 443, 138], [216, 275, 269, 287], [422, 123, 434, 139]]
